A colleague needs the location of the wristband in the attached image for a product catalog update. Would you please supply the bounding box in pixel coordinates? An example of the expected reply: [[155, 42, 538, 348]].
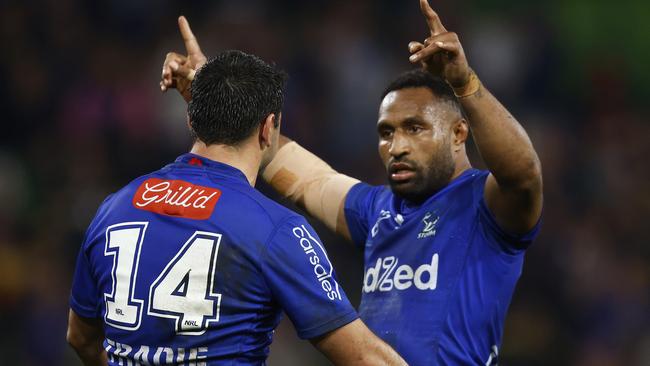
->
[[451, 70, 481, 98]]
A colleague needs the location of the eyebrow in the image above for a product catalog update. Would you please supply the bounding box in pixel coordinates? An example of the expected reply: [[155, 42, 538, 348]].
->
[[378, 116, 428, 130], [400, 117, 426, 126], [377, 120, 392, 129]]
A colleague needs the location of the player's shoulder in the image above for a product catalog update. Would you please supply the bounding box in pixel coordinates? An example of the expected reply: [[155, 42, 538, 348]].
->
[[455, 168, 489, 187], [427, 169, 490, 213], [467, 169, 491, 198], [227, 182, 303, 226], [445, 168, 490, 198], [182, 163, 306, 233], [98, 170, 161, 212], [467, 168, 491, 183], [347, 182, 392, 208], [91, 162, 305, 240], [84, 170, 161, 229]]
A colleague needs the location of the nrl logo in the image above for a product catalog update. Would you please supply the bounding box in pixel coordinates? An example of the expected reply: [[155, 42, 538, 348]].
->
[[417, 212, 439, 239]]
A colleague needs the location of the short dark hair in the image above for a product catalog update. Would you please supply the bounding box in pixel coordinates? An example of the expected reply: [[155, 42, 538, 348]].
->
[[381, 69, 462, 115], [188, 50, 288, 145]]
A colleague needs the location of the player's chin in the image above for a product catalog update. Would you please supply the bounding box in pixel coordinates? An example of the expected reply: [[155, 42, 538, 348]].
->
[[389, 178, 421, 198]]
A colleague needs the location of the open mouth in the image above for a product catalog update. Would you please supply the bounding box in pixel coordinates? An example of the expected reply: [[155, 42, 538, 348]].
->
[[389, 162, 416, 182]]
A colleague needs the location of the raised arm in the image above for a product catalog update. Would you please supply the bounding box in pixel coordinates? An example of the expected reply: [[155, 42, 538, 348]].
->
[[160, 16, 207, 102], [159, 18, 361, 240], [457, 80, 542, 234], [261, 135, 360, 240], [409, 0, 543, 235]]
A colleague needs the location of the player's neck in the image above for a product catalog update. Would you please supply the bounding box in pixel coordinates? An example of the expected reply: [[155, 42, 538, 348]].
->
[[451, 151, 472, 180], [189, 140, 260, 186]]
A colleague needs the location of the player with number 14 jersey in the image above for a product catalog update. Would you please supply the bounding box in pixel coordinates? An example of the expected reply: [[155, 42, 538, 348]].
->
[[70, 153, 358, 365]]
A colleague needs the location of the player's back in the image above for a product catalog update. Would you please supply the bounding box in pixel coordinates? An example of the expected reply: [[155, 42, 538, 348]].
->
[[70, 154, 358, 365]]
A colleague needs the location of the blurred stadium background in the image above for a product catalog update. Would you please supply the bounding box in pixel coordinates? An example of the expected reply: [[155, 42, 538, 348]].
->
[[1, 0, 648, 365]]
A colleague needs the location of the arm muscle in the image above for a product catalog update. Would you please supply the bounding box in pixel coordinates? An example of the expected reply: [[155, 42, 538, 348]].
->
[[262, 136, 359, 240], [461, 85, 543, 235], [311, 319, 407, 365], [67, 309, 107, 366]]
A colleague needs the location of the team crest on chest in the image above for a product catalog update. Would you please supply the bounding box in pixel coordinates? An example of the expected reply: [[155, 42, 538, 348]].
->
[[417, 212, 439, 239]]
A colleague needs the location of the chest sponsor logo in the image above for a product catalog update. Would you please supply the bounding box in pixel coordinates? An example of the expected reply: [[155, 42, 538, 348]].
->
[[363, 254, 438, 293], [293, 225, 342, 301], [132, 178, 221, 220], [417, 212, 439, 239]]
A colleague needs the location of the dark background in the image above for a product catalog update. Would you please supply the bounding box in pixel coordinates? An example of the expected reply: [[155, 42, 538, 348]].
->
[[0, 0, 648, 365]]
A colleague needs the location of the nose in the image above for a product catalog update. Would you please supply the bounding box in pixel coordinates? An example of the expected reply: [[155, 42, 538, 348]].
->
[[389, 131, 410, 158]]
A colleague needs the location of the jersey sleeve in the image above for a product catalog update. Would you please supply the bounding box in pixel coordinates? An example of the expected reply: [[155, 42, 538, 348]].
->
[[343, 182, 385, 248], [70, 242, 101, 318], [69, 195, 115, 319], [260, 216, 358, 339], [474, 172, 542, 253]]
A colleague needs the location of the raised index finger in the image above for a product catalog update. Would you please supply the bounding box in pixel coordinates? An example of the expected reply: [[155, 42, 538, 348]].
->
[[419, 0, 447, 35], [178, 15, 202, 56]]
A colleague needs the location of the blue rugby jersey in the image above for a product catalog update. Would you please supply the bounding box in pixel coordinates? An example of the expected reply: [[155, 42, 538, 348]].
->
[[70, 154, 358, 365], [344, 169, 541, 365]]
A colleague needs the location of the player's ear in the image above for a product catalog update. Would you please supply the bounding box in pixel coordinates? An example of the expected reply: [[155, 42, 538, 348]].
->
[[452, 118, 468, 152], [259, 113, 276, 149]]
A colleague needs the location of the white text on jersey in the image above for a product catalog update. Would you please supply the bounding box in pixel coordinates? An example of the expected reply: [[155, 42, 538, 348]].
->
[[292, 225, 342, 301], [136, 180, 218, 209], [363, 254, 439, 293], [105, 338, 207, 365]]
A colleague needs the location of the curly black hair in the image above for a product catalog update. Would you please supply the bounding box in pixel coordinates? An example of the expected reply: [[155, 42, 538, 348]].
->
[[381, 69, 462, 115]]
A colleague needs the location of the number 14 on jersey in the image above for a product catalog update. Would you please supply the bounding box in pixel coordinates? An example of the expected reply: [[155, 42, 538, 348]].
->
[[103, 222, 222, 335]]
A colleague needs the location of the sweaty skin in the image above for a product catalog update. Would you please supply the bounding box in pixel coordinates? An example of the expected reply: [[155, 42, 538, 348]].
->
[[377, 87, 464, 204]]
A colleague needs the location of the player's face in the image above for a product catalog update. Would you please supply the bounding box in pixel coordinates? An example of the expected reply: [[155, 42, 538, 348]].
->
[[377, 87, 456, 203]]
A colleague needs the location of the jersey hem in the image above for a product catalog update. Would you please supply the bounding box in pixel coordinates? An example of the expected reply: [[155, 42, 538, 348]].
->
[[69, 295, 100, 319]]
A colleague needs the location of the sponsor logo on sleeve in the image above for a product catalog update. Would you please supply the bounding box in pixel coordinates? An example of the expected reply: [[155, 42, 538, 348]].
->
[[132, 178, 221, 220], [292, 225, 342, 301]]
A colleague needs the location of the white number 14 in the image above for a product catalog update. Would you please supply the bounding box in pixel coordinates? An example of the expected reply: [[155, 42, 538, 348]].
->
[[103, 222, 222, 335]]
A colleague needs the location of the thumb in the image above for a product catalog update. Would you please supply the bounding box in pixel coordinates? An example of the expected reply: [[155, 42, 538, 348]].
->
[[170, 61, 197, 81]]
